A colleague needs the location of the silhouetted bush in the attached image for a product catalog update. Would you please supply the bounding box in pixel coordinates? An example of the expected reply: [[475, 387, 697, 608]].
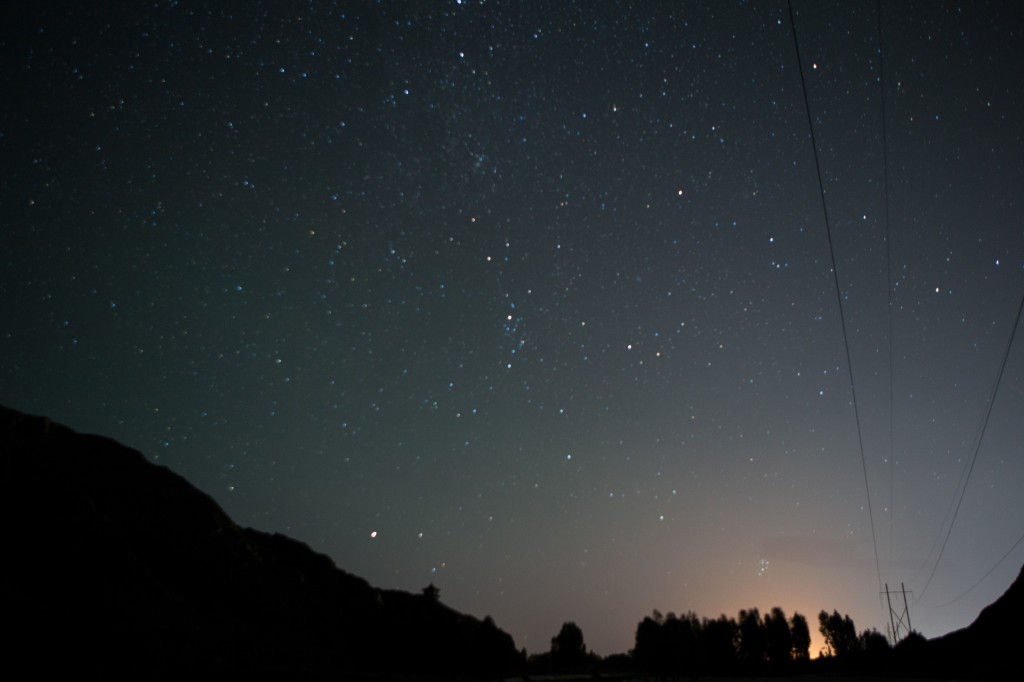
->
[[550, 621, 588, 671]]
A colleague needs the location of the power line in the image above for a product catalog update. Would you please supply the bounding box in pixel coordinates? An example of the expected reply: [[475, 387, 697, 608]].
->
[[909, 352, 997, 589], [875, 0, 896, 582], [916, 290, 1024, 605], [787, 0, 883, 597], [912, 392, 988, 589], [926, 530, 1024, 610], [912, 442, 971, 588]]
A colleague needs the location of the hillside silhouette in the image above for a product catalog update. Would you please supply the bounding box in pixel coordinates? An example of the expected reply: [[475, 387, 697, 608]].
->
[[3, 403, 1022, 678], [0, 405, 520, 677], [912, 561, 1024, 678]]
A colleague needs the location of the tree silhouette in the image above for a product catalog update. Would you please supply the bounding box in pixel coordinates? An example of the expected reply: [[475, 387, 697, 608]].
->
[[634, 610, 743, 675], [818, 609, 858, 657], [764, 606, 792, 666], [662, 611, 699, 671], [632, 615, 663, 672], [702, 614, 739, 670], [858, 627, 891, 656], [737, 607, 767, 664], [551, 621, 586, 671], [790, 612, 811, 660]]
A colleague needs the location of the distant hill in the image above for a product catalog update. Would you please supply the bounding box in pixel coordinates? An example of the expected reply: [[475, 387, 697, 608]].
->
[[910, 562, 1024, 678], [0, 405, 521, 678]]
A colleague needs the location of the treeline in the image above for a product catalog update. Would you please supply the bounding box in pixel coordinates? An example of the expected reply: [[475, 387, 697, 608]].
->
[[632, 607, 813, 675], [531, 606, 898, 677], [631, 606, 894, 675]]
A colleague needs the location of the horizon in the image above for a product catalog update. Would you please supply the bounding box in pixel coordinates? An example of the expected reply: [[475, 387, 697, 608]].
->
[[4, 399, 1004, 660], [2, 0, 1022, 658]]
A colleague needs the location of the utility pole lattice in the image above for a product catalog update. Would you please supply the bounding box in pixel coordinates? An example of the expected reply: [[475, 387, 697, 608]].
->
[[882, 583, 913, 644]]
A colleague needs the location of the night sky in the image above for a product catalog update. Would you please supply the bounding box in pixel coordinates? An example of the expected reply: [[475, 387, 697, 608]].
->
[[3, 1, 1023, 657]]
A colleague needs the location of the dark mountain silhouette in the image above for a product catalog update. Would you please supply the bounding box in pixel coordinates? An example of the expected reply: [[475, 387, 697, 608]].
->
[[5, 403, 1022, 678], [900, 562, 1024, 678], [0, 405, 520, 678]]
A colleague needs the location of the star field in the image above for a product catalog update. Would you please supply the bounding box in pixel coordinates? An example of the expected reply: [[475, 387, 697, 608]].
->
[[2, 1, 1023, 656]]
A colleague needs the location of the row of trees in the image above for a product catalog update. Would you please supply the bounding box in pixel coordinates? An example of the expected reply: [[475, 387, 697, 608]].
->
[[631, 607, 812, 674], [531, 608, 896, 675]]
